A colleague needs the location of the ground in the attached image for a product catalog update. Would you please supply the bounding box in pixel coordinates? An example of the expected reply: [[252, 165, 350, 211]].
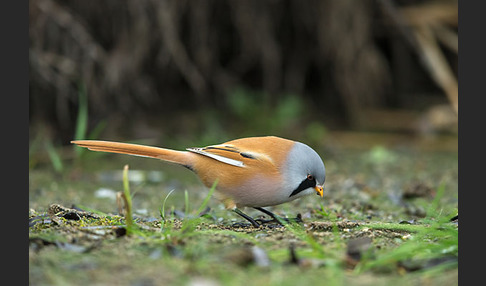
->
[[29, 141, 458, 286]]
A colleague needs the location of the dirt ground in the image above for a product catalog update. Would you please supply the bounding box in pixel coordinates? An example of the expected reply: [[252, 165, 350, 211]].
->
[[29, 143, 458, 285]]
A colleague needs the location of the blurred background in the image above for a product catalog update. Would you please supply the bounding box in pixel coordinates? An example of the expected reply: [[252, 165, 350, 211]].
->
[[29, 0, 457, 152], [28, 2, 459, 283]]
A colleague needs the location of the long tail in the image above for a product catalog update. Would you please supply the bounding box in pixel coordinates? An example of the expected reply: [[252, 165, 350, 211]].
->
[[71, 140, 194, 167]]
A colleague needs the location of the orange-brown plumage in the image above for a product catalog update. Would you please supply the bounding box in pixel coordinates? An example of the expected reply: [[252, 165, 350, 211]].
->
[[71, 140, 194, 166], [187, 137, 295, 208], [72, 136, 326, 227]]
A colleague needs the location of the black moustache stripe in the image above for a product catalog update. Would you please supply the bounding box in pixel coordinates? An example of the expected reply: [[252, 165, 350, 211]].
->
[[289, 177, 316, 197]]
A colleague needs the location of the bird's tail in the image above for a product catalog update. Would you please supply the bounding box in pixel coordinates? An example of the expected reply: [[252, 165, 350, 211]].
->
[[71, 140, 194, 167]]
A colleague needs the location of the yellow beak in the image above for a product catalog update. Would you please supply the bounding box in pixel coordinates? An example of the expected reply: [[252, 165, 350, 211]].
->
[[314, 185, 324, 197]]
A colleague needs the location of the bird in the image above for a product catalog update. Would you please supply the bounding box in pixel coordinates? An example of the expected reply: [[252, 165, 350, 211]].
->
[[71, 136, 326, 227]]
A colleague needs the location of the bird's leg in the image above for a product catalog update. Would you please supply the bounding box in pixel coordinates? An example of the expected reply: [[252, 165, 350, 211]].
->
[[253, 207, 303, 225], [233, 208, 260, 228], [254, 207, 282, 222]]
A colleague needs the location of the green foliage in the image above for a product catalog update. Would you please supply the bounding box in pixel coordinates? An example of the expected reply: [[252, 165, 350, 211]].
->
[[29, 130, 66, 173], [357, 222, 457, 273], [30, 83, 107, 172], [159, 189, 176, 228], [227, 88, 305, 135], [356, 182, 458, 273], [315, 203, 339, 221], [425, 182, 447, 219], [30, 146, 457, 285], [158, 180, 217, 237], [195, 179, 217, 215], [45, 140, 64, 173], [364, 145, 398, 165], [122, 165, 135, 235], [184, 190, 190, 217], [305, 121, 328, 146], [72, 83, 106, 162], [74, 84, 88, 157]]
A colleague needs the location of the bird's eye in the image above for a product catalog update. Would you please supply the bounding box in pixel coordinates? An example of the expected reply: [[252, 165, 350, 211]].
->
[[307, 174, 314, 181]]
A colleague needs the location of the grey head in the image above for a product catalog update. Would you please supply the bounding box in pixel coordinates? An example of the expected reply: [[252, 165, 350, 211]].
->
[[282, 142, 326, 199]]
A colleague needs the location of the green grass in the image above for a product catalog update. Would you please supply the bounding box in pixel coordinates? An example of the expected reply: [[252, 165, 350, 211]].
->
[[72, 83, 106, 162], [355, 183, 458, 274], [122, 164, 135, 235], [74, 84, 88, 157], [29, 147, 458, 285], [356, 221, 457, 273], [45, 140, 64, 173], [159, 189, 176, 228], [29, 192, 458, 286]]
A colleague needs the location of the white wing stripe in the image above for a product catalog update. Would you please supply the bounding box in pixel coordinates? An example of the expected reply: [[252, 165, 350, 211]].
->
[[186, 148, 245, 167]]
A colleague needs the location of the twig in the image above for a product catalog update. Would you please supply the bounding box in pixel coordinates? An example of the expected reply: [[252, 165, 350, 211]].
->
[[413, 25, 458, 114]]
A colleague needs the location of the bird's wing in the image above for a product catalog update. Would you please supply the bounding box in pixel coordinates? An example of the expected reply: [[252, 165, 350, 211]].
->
[[186, 144, 272, 168]]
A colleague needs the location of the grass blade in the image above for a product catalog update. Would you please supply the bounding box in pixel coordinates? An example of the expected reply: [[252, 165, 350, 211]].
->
[[74, 84, 88, 157], [196, 179, 218, 215], [123, 164, 134, 235], [160, 189, 176, 223], [45, 141, 63, 173], [184, 190, 190, 216]]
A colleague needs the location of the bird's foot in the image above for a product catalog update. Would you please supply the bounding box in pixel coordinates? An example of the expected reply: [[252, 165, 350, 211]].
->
[[256, 213, 303, 226], [232, 208, 304, 229], [231, 221, 256, 228]]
